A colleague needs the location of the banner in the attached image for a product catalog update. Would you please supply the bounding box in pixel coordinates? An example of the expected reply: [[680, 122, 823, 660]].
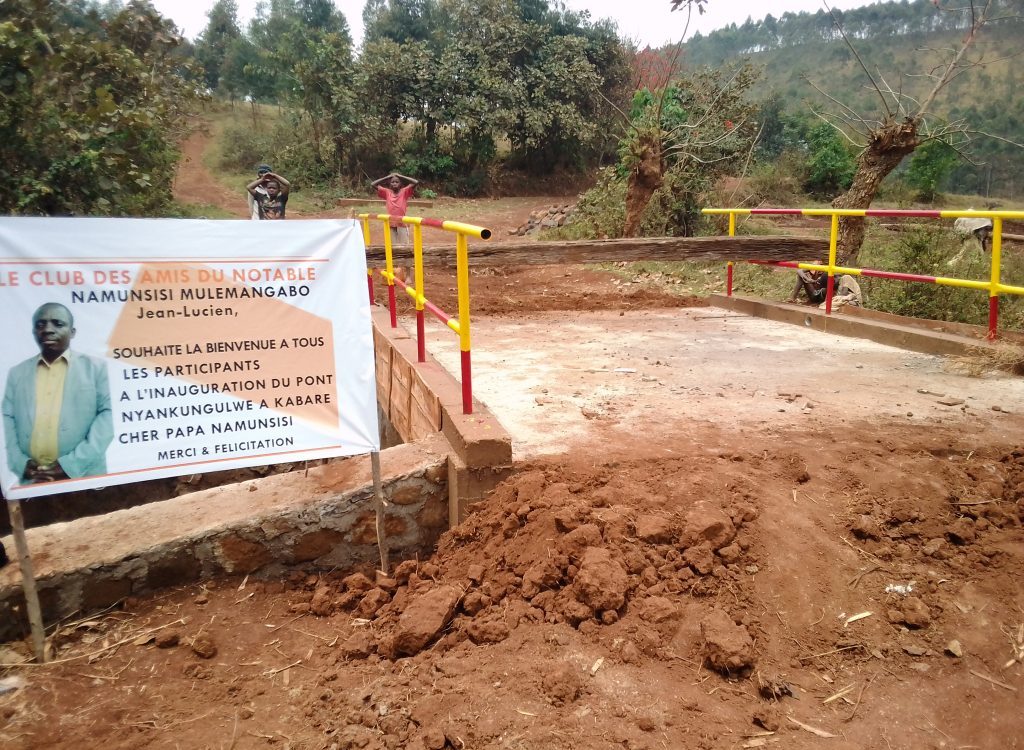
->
[[0, 218, 379, 500]]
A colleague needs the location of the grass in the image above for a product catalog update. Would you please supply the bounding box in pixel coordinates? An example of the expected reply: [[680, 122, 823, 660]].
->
[[167, 202, 238, 219], [197, 102, 328, 216]]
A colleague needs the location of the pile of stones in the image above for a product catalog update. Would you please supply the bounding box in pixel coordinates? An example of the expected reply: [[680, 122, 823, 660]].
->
[[509, 203, 577, 236]]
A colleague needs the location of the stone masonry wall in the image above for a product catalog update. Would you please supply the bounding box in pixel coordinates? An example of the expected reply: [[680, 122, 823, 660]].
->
[[0, 438, 449, 642]]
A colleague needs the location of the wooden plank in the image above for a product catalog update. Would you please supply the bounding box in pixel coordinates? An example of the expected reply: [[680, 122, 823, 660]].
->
[[7, 498, 46, 662], [338, 198, 434, 208], [364, 235, 829, 267]]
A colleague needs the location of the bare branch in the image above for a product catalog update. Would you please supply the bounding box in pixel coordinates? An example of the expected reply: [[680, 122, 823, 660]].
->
[[873, 71, 909, 118], [915, 1, 992, 116], [823, 0, 892, 117], [808, 107, 870, 146], [803, 75, 879, 129]]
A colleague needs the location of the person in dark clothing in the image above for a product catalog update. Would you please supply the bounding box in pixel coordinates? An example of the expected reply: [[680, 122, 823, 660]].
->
[[789, 268, 828, 305], [246, 170, 290, 220]]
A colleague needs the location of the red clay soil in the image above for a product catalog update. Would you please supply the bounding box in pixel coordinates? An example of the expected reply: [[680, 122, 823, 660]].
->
[[2, 424, 1022, 749], [2, 122, 1022, 750]]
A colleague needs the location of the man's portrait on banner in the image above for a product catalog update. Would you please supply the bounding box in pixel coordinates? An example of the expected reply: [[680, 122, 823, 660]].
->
[[2, 302, 113, 484]]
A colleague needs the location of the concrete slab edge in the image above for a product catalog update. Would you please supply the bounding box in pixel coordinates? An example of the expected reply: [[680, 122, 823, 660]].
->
[[709, 294, 988, 357]]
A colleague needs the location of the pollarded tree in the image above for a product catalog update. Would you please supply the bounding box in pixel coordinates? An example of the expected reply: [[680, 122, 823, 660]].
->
[[818, 0, 1017, 261], [622, 64, 760, 236]]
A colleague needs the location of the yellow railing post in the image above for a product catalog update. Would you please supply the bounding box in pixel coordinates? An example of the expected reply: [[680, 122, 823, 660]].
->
[[989, 216, 1003, 340], [412, 223, 426, 361], [727, 212, 736, 296], [824, 213, 839, 315], [361, 216, 374, 306], [456, 232, 473, 414], [380, 217, 397, 327]]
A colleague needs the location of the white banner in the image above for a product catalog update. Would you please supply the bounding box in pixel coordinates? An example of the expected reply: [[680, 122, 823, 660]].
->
[[0, 218, 379, 500]]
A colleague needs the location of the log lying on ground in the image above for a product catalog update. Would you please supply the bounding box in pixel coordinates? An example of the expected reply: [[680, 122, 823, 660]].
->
[[365, 236, 829, 267]]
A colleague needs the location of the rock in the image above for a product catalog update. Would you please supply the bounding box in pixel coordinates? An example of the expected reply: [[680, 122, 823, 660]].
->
[[945, 640, 963, 658], [466, 618, 510, 645], [717, 543, 742, 563], [355, 588, 392, 618], [682, 505, 736, 550], [937, 397, 965, 406], [901, 597, 931, 629], [155, 632, 180, 649], [392, 560, 418, 584], [388, 585, 463, 658], [636, 596, 678, 624], [634, 514, 675, 544], [684, 543, 715, 575], [339, 630, 375, 660], [191, 635, 217, 659], [573, 548, 628, 612], [461, 591, 490, 616], [466, 564, 485, 584], [541, 663, 583, 706], [344, 572, 375, 593], [851, 514, 879, 540], [700, 608, 755, 674], [310, 585, 335, 616], [922, 538, 945, 557], [902, 643, 927, 656], [947, 518, 977, 545], [521, 562, 560, 599], [420, 726, 447, 750]]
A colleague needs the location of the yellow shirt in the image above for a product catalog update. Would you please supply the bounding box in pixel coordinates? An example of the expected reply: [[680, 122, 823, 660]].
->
[[29, 354, 69, 466]]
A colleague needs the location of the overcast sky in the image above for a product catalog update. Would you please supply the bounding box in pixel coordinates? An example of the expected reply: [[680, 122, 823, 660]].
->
[[150, 0, 883, 49]]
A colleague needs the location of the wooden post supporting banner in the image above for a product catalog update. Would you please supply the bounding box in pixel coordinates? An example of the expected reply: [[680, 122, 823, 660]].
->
[[370, 451, 389, 575], [6, 498, 46, 662]]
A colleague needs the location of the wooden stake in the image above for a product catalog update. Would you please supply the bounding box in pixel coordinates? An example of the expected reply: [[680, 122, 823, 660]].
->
[[6, 498, 46, 662], [370, 451, 389, 575]]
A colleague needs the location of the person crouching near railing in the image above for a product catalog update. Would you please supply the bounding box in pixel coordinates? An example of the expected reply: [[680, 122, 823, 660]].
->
[[788, 265, 862, 309]]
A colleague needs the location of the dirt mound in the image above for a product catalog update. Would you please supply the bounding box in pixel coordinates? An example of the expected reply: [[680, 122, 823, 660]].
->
[[304, 464, 760, 666]]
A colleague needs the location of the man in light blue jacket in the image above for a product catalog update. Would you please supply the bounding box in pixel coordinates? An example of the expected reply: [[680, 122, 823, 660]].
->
[[2, 303, 113, 484]]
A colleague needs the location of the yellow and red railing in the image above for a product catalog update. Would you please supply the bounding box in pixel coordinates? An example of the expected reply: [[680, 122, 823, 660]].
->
[[703, 207, 1024, 340], [359, 213, 492, 414]]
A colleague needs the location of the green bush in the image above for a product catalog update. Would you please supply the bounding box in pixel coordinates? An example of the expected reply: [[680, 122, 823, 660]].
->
[[859, 228, 1023, 332], [218, 117, 334, 185], [748, 150, 809, 206], [541, 167, 625, 239]]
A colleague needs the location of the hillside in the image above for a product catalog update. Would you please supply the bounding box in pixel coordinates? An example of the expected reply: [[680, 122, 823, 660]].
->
[[667, 0, 1023, 198]]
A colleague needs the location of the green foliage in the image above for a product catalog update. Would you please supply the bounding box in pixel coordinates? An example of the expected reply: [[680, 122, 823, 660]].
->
[[804, 123, 855, 198], [193, 0, 241, 90], [748, 151, 810, 205], [906, 140, 957, 201], [543, 167, 626, 240], [677, 0, 1024, 199], [620, 63, 761, 236], [196, 0, 631, 194], [859, 228, 1023, 331], [219, 114, 332, 183], [0, 0, 199, 216]]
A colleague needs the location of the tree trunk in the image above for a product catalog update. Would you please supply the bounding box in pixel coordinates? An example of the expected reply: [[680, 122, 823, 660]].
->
[[623, 131, 663, 237], [832, 118, 919, 264]]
